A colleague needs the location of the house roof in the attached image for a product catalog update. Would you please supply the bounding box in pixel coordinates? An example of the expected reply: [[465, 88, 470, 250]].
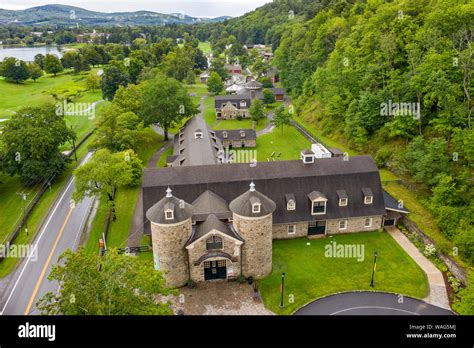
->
[[214, 95, 251, 109], [186, 214, 243, 246], [146, 189, 193, 225], [171, 117, 223, 167], [383, 190, 409, 213], [192, 190, 231, 222], [214, 129, 256, 141], [142, 156, 387, 228]]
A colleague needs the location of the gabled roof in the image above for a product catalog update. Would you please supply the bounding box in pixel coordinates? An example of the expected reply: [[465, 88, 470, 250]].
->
[[186, 214, 244, 246], [337, 190, 348, 199], [192, 190, 231, 222], [214, 129, 256, 141], [362, 187, 373, 197]]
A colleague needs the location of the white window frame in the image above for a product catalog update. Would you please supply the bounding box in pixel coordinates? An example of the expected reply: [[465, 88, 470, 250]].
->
[[223, 131, 228, 139], [339, 219, 348, 230], [364, 217, 373, 228], [364, 196, 373, 204], [303, 155, 314, 164], [240, 101, 247, 108], [339, 198, 348, 207], [252, 203, 261, 214], [287, 225, 296, 235], [311, 200, 326, 215], [165, 209, 174, 221], [240, 131, 245, 138], [287, 200, 296, 211], [194, 131, 203, 139]]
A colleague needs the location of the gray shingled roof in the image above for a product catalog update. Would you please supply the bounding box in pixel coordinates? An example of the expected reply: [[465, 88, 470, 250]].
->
[[192, 190, 231, 222], [383, 190, 409, 213], [171, 117, 223, 167], [229, 185, 277, 218], [142, 156, 387, 230], [308, 191, 327, 201], [214, 129, 256, 141], [146, 191, 193, 225], [186, 214, 244, 246]]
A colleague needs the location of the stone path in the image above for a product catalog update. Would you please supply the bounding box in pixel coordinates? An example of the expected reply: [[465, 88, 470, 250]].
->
[[172, 282, 274, 315], [385, 226, 450, 309]]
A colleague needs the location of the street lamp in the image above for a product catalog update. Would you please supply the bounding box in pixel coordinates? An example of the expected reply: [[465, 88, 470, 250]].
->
[[370, 250, 378, 287], [279, 272, 285, 308]]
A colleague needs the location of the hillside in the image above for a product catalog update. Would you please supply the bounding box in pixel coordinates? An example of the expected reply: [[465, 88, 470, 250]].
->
[[0, 4, 229, 26]]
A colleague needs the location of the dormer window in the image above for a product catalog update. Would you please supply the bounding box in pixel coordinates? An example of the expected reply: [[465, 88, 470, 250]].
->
[[165, 209, 174, 220], [362, 188, 373, 205], [223, 131, 228, 139], [339, 198, 348, 206], [252, 203, 261, 214], [308, 191, 327, 215], [194, 129, 203, 139], [240, 130, 245, 138], [240, 100, 247, 108], [287, 200, 295, 211]]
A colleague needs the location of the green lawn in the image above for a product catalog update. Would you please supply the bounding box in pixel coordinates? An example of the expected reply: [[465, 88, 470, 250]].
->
[[255, 125, 311, 161], [84, 128, 165, 255], [0, 69, 102, 119], [258, 231, 429, 314], [203, 96, 216, 127], [0, 133, 96, 278], [157, 146, 174, 168], [198, 42, 212, 55]]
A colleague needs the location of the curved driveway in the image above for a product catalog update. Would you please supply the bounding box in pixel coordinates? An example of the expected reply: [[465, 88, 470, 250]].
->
[[294, 291, 454, 315]]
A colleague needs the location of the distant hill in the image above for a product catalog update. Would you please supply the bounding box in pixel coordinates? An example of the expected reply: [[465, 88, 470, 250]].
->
[[0, 4, 231, 26]]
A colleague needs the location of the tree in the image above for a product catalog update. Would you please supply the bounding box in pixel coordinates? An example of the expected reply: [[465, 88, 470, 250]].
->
[[161, 47, 195, 81], [259, 76, 274, 88], [43, 54, 63, 76], [185, 70, 197, 85], [0, 105, 75, 185], [126, 57, 145, 84], [113, 84, 142, 114], [61, 51, 89, 73], [249, 98, 266, 125], [34, 53, 45, 69], [100, 65, 130, 101], [85, 71, 100, 91], [0, 57, 30, 83], [73, 149, 143, 218], [139, 75, 198, 140], [262, 89, 276, 104], [207, 71, 224, 94], [272, 105, 291, 132], [37, 249, 173, 315], [28, 63, 43, 82], [91, 104, 149, 153]]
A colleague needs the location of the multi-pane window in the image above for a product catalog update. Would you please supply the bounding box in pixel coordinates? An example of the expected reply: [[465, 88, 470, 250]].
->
[[364, 196, 373, 204], [312, 201, 326, 214], [206, 236, 223, 250], [288, 225, 296, 235], [364, 217, 372, 228], [339, 198, 348, 206], [339, 220, 348, 230]]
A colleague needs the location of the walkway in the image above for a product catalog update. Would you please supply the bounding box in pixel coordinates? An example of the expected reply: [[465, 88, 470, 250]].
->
[[385, 226, 450, 310]]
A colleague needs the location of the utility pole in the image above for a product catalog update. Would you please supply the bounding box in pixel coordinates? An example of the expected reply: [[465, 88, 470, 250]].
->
[[16, 192, 30, 236]]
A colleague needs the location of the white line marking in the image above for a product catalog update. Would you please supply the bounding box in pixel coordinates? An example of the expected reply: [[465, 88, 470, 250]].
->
[[330, 306, 420, 316], [0, 176, 75, 315]]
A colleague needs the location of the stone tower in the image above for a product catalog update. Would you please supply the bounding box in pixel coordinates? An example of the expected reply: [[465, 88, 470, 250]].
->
[[146, 187, 193, 287], [229, 182, 276, 279]]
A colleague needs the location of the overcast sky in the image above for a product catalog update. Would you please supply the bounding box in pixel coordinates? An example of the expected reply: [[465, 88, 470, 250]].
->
[[0, 0, 273, 17]]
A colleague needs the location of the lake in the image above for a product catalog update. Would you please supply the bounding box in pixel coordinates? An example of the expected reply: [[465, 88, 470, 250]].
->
[[0, 46, 63, 62]]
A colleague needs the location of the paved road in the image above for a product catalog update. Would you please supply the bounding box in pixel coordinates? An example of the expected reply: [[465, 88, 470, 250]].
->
[[294, 291, 454, 315], [0, 153, 95, 315]]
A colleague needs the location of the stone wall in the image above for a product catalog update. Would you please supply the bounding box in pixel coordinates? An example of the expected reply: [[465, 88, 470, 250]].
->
[[187, 231, 242, 282], [401, 216, 467, 285], [221, 139, 257, 148], [272, 222, 308, 239], [150, 218, 193, 288], [326, 215, 382, 234], [232, 213, 272, 279]]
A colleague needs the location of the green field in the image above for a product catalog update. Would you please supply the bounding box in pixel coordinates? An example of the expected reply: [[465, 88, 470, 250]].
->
[[255, 125, 310, 161], [84, 128, 165, 255], [157, 146, 174, 168], [258, 231, 429, 314], [198, 42, 212, 55], [0, 69, 103, 119]]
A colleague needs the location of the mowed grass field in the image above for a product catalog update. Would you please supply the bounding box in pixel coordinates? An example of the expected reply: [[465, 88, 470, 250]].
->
[[258, 231, 429, 314]]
